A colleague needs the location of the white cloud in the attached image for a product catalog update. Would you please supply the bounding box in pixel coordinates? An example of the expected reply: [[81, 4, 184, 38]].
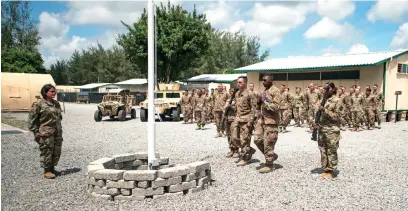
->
[[38, 11, 123, 68], [366, 0, 408, 23], [227, 2, 316, 47], [347, 44, 369, 54], [317, 0, 355, 21], [203, 0, 241, 29], [304, 17, 361, 43], [391, 23, 408, 49]]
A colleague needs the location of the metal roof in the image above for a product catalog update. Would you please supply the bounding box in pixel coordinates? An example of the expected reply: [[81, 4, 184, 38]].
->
[[186, 74, 247, 83], [234, 49, 408, 72], [115, 78, 147, 85], [74, 83, 113, 89]]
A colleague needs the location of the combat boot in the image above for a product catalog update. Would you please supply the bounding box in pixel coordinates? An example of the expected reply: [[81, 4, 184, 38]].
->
[[215, 132, 221, 137], [232, 152, 239, 158], [236, 160, 248, 167], [225, 151, 233, 158], [44, 168, 56, 179], [321, 171, 334, 179], [259, 164, 274, 173]]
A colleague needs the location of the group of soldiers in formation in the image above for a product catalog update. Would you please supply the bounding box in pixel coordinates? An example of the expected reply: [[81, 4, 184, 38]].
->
[[180, 76, 384, 178]]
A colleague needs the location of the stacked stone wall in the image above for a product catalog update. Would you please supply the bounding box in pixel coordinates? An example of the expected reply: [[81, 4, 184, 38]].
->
[[86, 152, 213, 201]]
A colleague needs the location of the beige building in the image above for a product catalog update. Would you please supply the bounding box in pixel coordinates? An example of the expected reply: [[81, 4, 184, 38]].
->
[[1, 72, 56, 111], [234, 50, 408, 112], [114, 78, 148, 92]]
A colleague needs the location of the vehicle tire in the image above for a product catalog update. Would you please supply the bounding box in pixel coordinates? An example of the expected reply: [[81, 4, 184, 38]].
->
[[131, 108, 136, 119], [172, 106, 181, 121], [118, 110, 126, 121], [94, 110, 102, 122], [140, 109, 147, 122]]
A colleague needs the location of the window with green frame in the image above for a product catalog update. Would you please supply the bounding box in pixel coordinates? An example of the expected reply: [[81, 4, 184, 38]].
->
[[321, 70, 360, 80], [259, 73, 287, 81]]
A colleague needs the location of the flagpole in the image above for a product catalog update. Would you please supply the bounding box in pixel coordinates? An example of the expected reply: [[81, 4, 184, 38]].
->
[[147, 0, 159, 169]]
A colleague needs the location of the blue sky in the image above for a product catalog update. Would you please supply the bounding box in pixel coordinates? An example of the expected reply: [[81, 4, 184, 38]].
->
[[30, 1, 408, 68]]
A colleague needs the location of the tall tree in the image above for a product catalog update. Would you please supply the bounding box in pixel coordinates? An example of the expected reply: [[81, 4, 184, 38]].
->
[[117, 1, 212, 83], [1, 1, 45, 73]]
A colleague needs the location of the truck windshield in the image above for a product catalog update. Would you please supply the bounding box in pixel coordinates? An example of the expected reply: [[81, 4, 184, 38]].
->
[[155, 93, 164, 98], [166, 93, 180, 98]]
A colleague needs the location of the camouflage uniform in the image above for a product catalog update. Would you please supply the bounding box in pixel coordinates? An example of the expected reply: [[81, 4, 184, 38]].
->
[[351, 93, 364, 130], [204, 94, 213, 124], [181, 94, 191, 123], [254, 85, 282, 173], [293, 92, 306, 126], [373, 90, 384, 127], [343, 92, 353, 127], [306, 89, 323, 128], [318, 94, 342, 178], [279, 90, 292, 131], [233, 89, 257, 165], [225, 96, 239, 158], [338, 92, 348, 130], [190, 92, 197, 122], [364, 94, 377, 129], [194, 94, 206, 129], [28, 98, 63, 178], [213, 90, 230, 137]]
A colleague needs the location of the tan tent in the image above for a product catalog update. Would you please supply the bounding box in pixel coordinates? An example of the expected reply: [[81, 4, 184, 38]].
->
[[1, 72, 56, 112]]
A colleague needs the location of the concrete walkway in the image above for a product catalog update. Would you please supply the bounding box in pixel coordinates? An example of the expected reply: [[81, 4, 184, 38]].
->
[[1, 123, 29, 135]]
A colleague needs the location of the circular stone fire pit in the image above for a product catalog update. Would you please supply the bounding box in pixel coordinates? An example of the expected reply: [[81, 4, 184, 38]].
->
[[86, 152, 214, 201]]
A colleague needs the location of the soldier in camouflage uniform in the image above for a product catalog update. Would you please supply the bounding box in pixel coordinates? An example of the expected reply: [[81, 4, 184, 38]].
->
[[372, 84, 384, 128], [181, 91, 191, 124], [351, 88, 364, 131], [345, 87, 355, 128], [189, 89, 196, 123], [312, 82, 341, 179], [253, 75, 282, 173], [364, 88, 377, 130], [193, 89, 207, 129], [28, 84, 63, 179], [231, 76, 257, 166], [293, 87, 306, 127], [279, 85, 292, 132], [213, 84, 230, 137], [224, 87, 239, 158], [204, 89, 213, 124], [306, 83, 323, 131], [337, 88, 347, 130]]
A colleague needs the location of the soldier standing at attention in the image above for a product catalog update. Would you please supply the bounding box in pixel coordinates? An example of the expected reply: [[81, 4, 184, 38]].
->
[[364, 88, 377, 130], [253, 75, 282, 173], [372, 84, 384, 128], [337, 87, 347, 131], [193, 89, 207, 129], [312, 82, 341, 179], [278, 85, 291, 132], [181, 90, 190, 124], [189, 89, 196, 123], [232, 76, 257, 166], [224, 87, 240, 158], [213, 84, 230, 137], [204, 89, 213, 124], [293, 87, 306, 127], [28, 84, 63, 179], [306, 83, 323, 132], [351, 88, 364, 131]]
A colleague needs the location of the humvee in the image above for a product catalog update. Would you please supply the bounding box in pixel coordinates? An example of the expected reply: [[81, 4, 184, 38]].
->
[[94, 89, 136, 122], [139, 88, 184, 122]]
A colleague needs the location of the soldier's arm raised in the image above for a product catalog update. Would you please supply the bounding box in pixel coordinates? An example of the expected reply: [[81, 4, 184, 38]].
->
[[322, 98, 340, 120], [28, 101, 41, 134]]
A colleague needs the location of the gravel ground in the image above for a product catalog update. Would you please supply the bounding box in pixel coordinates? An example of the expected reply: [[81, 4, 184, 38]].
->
[[2, 103, 408, 211]]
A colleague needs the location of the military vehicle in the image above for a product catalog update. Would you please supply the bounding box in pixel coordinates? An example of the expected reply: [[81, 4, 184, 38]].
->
[[139, 83, 184, 122], [94, 89, 136, 122]]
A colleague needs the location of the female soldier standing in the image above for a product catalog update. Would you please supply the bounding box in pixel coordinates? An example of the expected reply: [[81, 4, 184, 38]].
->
[[28, 84, 63, 179], [313, 82, 342, 179]]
